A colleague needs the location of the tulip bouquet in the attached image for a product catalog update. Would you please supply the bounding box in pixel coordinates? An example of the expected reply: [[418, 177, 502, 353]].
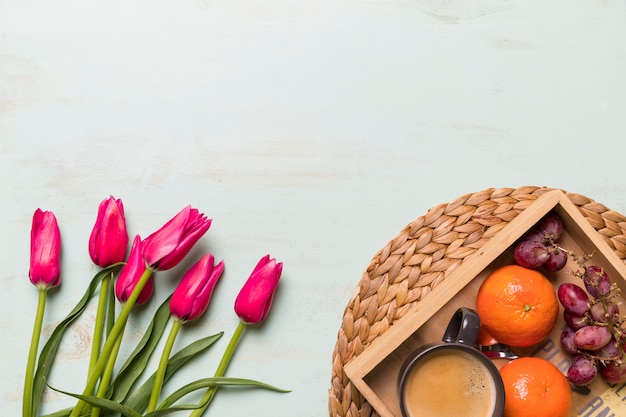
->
[[23, 196, 288, 417]]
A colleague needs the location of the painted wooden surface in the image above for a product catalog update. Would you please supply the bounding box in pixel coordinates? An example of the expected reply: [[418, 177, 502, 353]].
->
[[2, 1, 626, 416]]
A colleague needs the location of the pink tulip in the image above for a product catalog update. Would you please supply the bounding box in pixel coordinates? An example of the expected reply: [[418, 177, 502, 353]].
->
[[170, 254, 225, 322], [116, 235, 154, 305], [142, 206, 212, 271], [88, 196, 129, 268], [234, 255, 283, 324], [29, 209, 62, 288]]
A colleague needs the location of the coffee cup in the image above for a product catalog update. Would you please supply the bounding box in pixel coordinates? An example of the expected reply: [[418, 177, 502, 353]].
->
[[398, 307, 505, 417]]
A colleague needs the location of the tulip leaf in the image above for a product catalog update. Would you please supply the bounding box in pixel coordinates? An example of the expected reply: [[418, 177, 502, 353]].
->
[[121, 332, 224, 413], [40, 406, 93, 417], [39, 406, 72, 417], [45, 383, 143, 417], [143, 404, 203, 417], [31, 265, 121, 417], [140, 377, 289, 417], [106, 296, 172, 403], [157, 376, 291, 410]]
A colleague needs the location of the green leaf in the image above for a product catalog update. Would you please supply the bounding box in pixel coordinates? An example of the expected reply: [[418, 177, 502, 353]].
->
[[143, 377, 289, 417], [39, 406, 72, 417], [143, 402, 204, 417], [158, 376, 291, 410], [121, 332, 223, 413], [32, 265, 122, 417], [46, 384, 143, 417], [40, 406, 93, 417], [168, 333, 224, 370], [106, 296, 173, 404]]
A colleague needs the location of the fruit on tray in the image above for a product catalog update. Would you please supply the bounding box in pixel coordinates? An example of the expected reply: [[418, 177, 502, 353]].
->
[[513, 213, 568, 272], [511, 211, 626, 387], [476, 264, 559, 347], [499, 357, 572, 417], [558, 264, 626, 386]]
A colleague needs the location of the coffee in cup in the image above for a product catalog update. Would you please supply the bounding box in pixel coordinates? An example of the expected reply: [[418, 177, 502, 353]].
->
[[398, 308, 505, 417]]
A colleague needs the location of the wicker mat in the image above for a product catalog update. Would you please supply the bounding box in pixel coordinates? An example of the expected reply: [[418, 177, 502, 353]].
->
[[328, 186, 626, 417]]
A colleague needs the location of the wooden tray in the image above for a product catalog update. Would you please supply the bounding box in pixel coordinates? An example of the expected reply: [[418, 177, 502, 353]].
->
[[329, 187, 626, 417]]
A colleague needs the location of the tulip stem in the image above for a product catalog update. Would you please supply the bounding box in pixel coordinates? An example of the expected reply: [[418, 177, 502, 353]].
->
[[147, 317, 181, 413], [91, 320, 126, 417], [88, 272, 112, 376], [189, 320, 247, 417], [23, 287, 47, 417], [69, 268, 154, 417], [106, 275, 115, 335]]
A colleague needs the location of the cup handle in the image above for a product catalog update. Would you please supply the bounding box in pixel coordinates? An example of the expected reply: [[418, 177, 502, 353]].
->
[[442, 307, 481, 347]]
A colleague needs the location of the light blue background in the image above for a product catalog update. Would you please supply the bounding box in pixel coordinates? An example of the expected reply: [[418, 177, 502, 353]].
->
[[2, 1, 626, 416]]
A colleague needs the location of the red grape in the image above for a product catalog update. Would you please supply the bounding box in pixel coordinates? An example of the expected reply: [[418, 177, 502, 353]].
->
[[574, 325, 612, 351], [558, 283, 590, 316], [560, 326, 578, 354], [513, 240, 550, 268], [567, 354, 598, 385], [537, 213, 564, 242], [600, 361, 626, 384], [564, 310, 588, 330], [597, 338, 621, 361], [590, 301, 620, 324], [583, 266, 611, 297], [523, 228, 546, 243], [543, 247, 568, 272]]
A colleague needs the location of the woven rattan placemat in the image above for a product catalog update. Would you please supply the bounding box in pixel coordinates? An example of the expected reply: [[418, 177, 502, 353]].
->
[[328, 186, 626, 417]]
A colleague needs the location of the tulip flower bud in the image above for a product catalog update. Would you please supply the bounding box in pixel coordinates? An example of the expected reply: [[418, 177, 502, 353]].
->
[[116, 235, 154, 305], [89, 196, 129, 268], [142, 205, 212, 271], [29, 209, 62, 289], [234, 255, 283, 324], [170, 254, 225, 322]]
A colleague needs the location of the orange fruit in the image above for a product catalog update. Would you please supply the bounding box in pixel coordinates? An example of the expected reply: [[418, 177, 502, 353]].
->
[[499, 357, 572, 417], [477, 325, 499, 346], [476, 264, 558, 347]]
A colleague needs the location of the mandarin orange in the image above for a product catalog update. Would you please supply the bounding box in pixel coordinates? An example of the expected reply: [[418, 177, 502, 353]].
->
[[477, 325, 499, 347], [476, 264, 558, 347], [499, 357, 572, 417]]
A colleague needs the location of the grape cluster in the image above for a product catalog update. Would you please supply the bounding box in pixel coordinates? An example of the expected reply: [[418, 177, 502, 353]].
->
[[513, 213, 568, 271], [558, 267, 626, 386], [512, 211, 626, 387]]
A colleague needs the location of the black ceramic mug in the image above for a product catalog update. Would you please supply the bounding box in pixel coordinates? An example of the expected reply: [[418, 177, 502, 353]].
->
[[398, 308, 505, 417]]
